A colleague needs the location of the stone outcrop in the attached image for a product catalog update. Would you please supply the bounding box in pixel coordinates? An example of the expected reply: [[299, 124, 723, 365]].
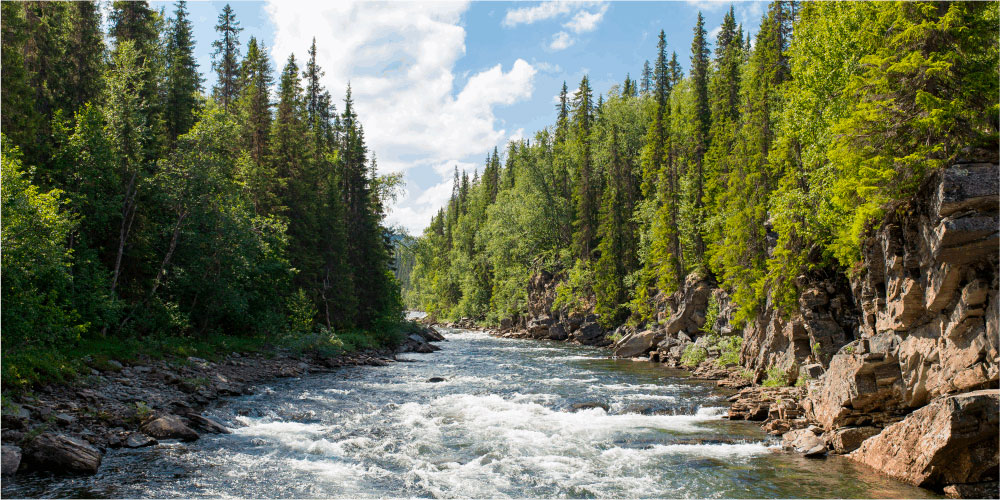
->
[[23, 433, 102, 474], [847, 390, 999, 488], [800, 163, 999, 492]]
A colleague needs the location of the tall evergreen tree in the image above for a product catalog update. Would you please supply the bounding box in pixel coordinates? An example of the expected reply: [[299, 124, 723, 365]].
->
[[571, 76, 597, 261], [164, 1, 201, 145], [212, 4, 242, 111], [686, 11, 711, 266]]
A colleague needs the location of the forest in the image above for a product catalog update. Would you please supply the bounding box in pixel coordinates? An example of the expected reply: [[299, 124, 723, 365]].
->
[[1, 1, 404, 388], [403, 2, 998, 328]]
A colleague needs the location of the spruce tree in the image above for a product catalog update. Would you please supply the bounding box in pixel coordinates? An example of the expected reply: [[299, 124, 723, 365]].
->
[[687, 12, 711, 266], [164, 1, 201, 145], [212, 4, 242, 111], [571, 76, 597, 261]]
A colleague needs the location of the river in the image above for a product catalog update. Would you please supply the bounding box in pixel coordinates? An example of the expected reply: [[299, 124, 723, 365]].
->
[[2, 326, 937, 498]]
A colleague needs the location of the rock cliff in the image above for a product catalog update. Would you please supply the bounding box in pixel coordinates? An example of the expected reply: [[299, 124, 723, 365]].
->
[[495, 162, 998, 497]]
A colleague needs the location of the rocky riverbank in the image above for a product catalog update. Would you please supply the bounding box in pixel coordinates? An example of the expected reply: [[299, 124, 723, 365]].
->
[[457, 162, 998, 499], [0, 325, 445, 478]]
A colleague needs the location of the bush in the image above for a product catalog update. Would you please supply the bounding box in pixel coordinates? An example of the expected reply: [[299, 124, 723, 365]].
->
[[714, 335, 742, 367], [700, 295, 719, 335], [551, 260, 594, 314], [762, 365, 789, 387], [680, 344, 708, 368]]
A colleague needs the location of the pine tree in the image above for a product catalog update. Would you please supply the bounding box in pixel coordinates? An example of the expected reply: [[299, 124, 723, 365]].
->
[[237, 37, 273, 168], [109, 0, 164, 162], [212, 4, 242, 111], [571, 75, 597, 261], [65, 1, 105, 112], [640, 60, 652, 96], [686, 12, 711, 266], [164, 1, 201, 145]]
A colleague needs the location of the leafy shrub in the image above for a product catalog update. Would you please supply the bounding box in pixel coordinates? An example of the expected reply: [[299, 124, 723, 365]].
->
[[700, 295, 719, 335], [551, 260, 594, 314], [762, 365, 789, 387], [680, 344, 708, 368], [714, 335, 742, 367]]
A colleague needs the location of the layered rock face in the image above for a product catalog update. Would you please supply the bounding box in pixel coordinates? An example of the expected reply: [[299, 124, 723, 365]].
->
[[496, 270, 612, 347], [802, 163, 999, 492]]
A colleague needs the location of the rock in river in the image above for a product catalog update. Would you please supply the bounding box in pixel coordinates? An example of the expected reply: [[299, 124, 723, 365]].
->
[[23, 433, 102, 474], [847, 389, 999, 488], [141, 415, 200, 442]]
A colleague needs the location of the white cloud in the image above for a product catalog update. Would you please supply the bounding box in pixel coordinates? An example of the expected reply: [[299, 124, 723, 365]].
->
[[563, 4, 607, 34], [549, 31, 574, 51], [503, 1, 578, 27], [266, 1, 537, 234]]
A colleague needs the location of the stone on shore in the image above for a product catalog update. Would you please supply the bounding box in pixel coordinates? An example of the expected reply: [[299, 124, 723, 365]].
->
[[1, 445, 21, 475], [23, 433, 102, 474], [613, 329, 664, 358]]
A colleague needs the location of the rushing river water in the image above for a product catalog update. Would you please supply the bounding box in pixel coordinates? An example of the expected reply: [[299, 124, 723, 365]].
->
[[4, 327, 937, 499]]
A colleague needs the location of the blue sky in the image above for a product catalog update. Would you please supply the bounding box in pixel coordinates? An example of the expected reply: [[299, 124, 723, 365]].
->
[[149, 1, 767, 234]]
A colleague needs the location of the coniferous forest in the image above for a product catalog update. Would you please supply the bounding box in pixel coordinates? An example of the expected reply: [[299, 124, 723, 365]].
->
[[2, 1, 404, 387], [404, 1, 998, 329]]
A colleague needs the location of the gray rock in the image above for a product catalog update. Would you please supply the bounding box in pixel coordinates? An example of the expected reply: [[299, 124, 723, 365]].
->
[[185, 414, 230, 434], [54, 413, 76, 426], [613, 329, 664, 358], [2, 445, 21, 475], [141, 415, 200, 442], [570, 402, 609, 412], [124, 433, 157, 448], [23, 433, 102, 474]]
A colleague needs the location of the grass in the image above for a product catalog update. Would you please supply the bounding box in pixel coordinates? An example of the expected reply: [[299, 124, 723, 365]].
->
[[2, 319, 413, 393]]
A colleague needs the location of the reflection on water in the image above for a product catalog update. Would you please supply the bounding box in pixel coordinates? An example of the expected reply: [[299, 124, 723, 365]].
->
[[2, 328, 940, 498]]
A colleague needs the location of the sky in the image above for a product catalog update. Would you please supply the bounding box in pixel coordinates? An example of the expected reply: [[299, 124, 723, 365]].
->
[[149, 0, 767, 235]]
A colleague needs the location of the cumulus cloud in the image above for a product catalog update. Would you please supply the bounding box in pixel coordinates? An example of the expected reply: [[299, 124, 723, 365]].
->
[[266, 1, 537, 234], [563, 4, 607, 34], [549, 31, 574, 51], [503, 1, 579, 27]]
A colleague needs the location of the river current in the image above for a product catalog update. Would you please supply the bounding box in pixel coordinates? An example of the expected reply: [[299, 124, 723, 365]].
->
[[3, 327, 937, 498]]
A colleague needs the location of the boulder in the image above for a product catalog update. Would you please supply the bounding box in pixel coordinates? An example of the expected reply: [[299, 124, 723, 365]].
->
[[847, 389, 999, 487], [825, 426, 881, 454], [943, 481, 1000, 499], [141, 415, 200, 442], [572, 321, 607, 346], [185, 414, 230, 434], [124, 433, 157, 448], [548, 323, 568, 341], [427, 377, 446, 383], [2, 445, 21, 475], [613, 329, 664, 358], [782, 428, 827, 457], [23, 433, 102, 474]]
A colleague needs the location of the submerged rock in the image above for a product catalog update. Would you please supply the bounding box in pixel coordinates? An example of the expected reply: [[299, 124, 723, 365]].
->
[[847, 389, 999, 488], [570, 402, 609, 412], [185, 414, 230, 434], [427, 377, 446, 383]]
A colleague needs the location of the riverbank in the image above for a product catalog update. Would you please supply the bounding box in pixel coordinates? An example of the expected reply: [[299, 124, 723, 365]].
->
[[0, 324, 445, 478], [3, 327, 941, 498]]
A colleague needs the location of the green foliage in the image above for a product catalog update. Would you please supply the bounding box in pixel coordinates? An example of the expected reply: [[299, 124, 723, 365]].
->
[[552, 260, 594, 315], [762, 365, 790, 387], [700, 295, 719, 335], [714, 335, 742, 367], [1, 8, 405, 389], [680, 344, 707, 368]]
